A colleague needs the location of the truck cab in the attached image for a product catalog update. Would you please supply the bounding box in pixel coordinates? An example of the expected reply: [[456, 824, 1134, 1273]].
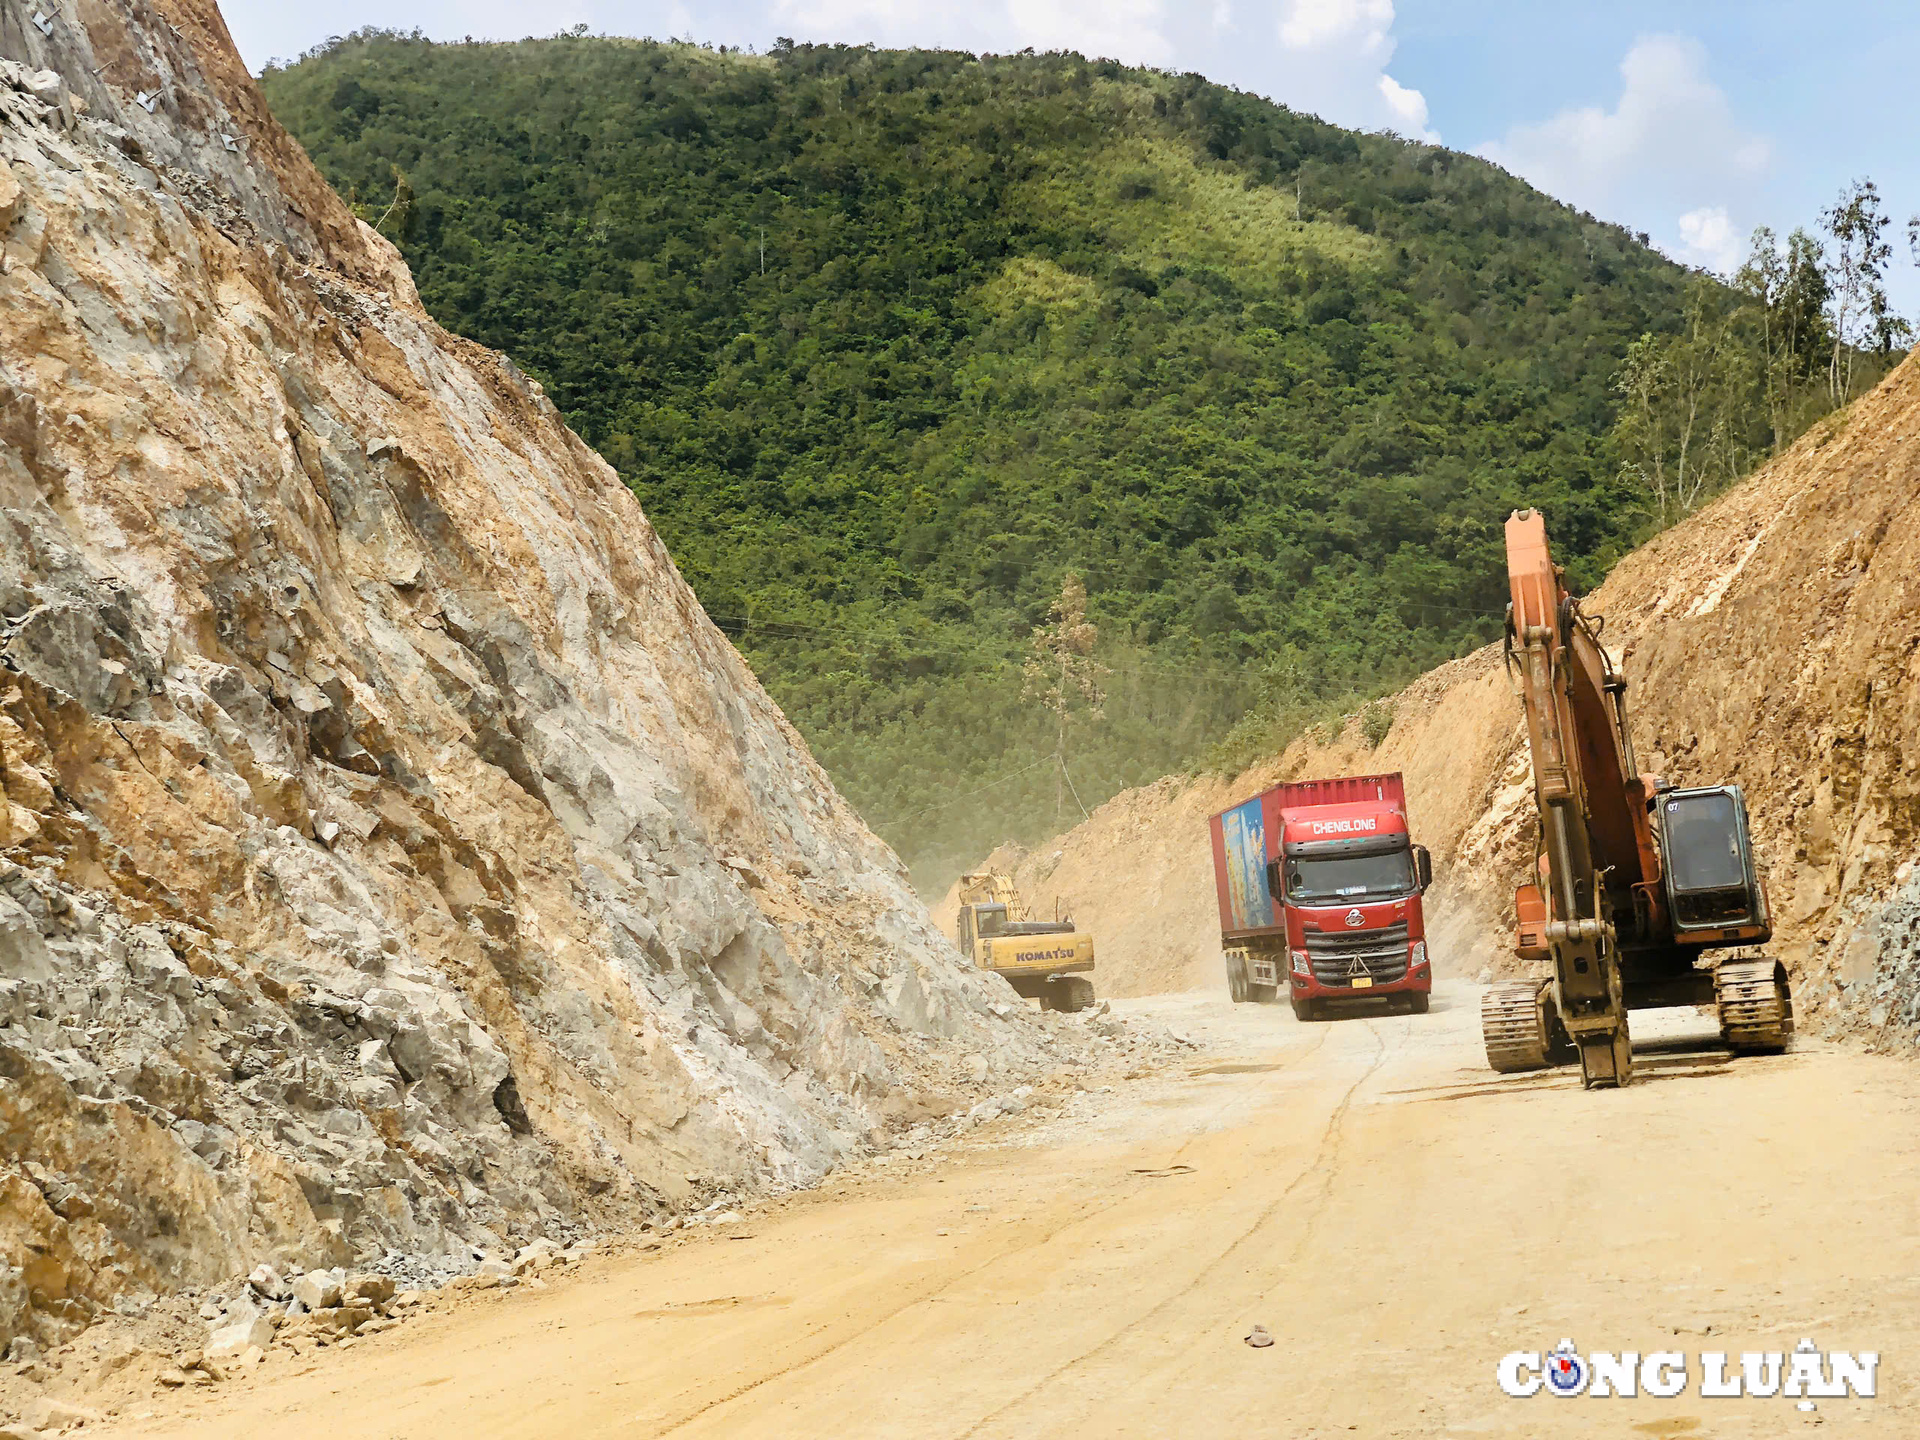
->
[[1210, 773, 1435, 1020]]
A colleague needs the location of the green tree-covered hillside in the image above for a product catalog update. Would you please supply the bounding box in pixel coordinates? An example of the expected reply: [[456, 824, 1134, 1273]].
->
[[263, 33, 1700, 887]]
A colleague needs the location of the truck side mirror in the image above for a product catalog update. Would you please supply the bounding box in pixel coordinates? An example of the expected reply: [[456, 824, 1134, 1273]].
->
[[1264, 860, 1282, 899], [1415, 845, 1433, 891]]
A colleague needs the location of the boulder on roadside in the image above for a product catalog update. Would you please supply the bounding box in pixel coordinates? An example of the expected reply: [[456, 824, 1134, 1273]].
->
[[290, 1271, 342, 1310], [206, 1313, 275, 1359], [344, 1273, 394, 1306], [247, 1265, 289, 1301], [305, 1304, 374, 1337]]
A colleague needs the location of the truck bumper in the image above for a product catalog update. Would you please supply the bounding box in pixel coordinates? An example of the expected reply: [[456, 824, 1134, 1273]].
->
[[1290, 960, 1431, 1002]]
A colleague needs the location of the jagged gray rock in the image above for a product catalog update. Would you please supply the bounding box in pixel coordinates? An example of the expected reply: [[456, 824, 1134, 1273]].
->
[[0, 16, 1085, 1353]]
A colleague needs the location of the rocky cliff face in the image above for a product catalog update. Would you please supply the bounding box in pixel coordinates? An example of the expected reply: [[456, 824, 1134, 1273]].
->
[[0, 5, 1073, 1351], [987, 357, 1920, 1037]]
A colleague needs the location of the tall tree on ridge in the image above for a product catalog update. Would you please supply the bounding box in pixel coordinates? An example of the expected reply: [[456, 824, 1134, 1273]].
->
[[1823, 179, 1895, 404], [1735, 226, 1832, 454], [1024, 575, 1106, 824]]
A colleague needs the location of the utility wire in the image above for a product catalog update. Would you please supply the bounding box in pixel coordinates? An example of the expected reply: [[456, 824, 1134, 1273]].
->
[[702, 612, 1267, 686], [1055, 751, 1091, 822], [703, 604, 1499, 686], [877, 754, 1059, 827], [673, 522, 1511, 625], [876, 751, 1098, 832]]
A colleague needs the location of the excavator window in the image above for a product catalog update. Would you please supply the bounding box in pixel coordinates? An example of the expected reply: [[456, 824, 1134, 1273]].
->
[[975, 905, 1008, 939], [1661, 790, 1757, 928]]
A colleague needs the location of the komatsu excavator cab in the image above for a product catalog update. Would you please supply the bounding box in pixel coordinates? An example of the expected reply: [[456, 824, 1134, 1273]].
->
[[1656, 785, 1769, 934]]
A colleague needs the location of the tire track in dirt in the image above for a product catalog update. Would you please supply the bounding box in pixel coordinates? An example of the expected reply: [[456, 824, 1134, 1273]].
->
[[646, 1027, 1335, 1438], [951, 1018, 1394, 1439]]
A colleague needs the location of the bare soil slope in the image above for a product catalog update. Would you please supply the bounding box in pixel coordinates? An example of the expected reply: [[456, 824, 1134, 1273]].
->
[[965, 355, 1920, 1034]]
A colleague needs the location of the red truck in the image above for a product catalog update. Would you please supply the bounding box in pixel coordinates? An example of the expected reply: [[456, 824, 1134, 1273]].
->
[[1208, 772, 1434, 1020]]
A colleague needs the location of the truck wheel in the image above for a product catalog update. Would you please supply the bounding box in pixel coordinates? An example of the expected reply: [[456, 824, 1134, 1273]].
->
[[1226, 955, 1249, 1004], [1290, 996, 1317, 1022], [1408, 992, 1430, 1015], [1051, 977, 1095, 1014]]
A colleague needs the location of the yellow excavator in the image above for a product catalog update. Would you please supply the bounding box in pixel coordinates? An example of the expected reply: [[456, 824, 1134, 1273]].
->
[[1483, 509, 1792, 1088], [954, 873, 1097, 1013]]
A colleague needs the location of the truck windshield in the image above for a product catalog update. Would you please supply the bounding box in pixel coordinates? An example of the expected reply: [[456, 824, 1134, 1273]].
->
[[1286, 848, 1415, 902]]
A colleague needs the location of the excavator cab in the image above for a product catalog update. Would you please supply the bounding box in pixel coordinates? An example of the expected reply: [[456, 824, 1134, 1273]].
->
[[1656, 785, 1768, 934]]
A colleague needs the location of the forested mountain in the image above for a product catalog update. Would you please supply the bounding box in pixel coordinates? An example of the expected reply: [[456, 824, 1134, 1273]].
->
[[263, 32, 1701, 886]]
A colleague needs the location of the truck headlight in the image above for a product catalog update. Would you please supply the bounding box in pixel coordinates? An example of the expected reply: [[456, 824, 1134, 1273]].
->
[[1290, 950, 1309, 976], [1409, 940, 1427, 969]]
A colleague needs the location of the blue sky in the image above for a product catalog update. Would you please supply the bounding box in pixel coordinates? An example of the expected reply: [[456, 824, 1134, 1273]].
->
[[223, 0, 1920, 313]]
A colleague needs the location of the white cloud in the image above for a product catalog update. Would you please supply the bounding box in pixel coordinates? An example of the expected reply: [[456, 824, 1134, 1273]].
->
[[1270, 0, 1434, 140], [1480, 34, 1771, 267], [1377, 73, 1428, 137], [1677, 206, 1742, 274], [1005, 0, 1171, 59], [1279, 0, 1391, 52]]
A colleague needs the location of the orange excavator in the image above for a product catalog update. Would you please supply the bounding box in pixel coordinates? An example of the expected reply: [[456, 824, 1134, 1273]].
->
[[1482, 510, 1793, 1088]]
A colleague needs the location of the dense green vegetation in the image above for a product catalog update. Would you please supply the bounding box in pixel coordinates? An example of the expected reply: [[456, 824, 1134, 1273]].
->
[[264, 32, 1713, 888]]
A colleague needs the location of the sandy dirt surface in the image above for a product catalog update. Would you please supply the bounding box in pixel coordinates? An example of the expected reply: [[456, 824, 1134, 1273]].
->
[[98, 988, 1918, 1438]]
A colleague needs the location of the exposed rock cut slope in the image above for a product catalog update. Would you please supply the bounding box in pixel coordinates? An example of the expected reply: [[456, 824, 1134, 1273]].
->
[[0, 5, 1071, 1350], [969, 356, 1920, 1034]]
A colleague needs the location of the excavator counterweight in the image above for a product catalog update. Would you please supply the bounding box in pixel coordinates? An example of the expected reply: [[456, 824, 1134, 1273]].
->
[[1487, 511, 1791, 1088]]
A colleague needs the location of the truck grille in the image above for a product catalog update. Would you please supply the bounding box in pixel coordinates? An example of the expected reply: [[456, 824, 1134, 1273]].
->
[[1304, 921, 1410, 986]]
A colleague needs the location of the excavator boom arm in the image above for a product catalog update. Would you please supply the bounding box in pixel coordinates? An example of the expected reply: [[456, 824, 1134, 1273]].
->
[[1504, 510, 1658, 1086], [1489, 511, 1791, 1085]]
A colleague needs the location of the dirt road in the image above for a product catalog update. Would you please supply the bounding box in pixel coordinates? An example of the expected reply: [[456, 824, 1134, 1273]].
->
[[114, 984, 1919, 1437]]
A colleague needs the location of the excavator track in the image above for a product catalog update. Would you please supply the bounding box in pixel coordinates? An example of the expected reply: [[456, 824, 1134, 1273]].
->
[[1716, 958, 1793, 1052], [1482, 981, 1551, 1072]]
